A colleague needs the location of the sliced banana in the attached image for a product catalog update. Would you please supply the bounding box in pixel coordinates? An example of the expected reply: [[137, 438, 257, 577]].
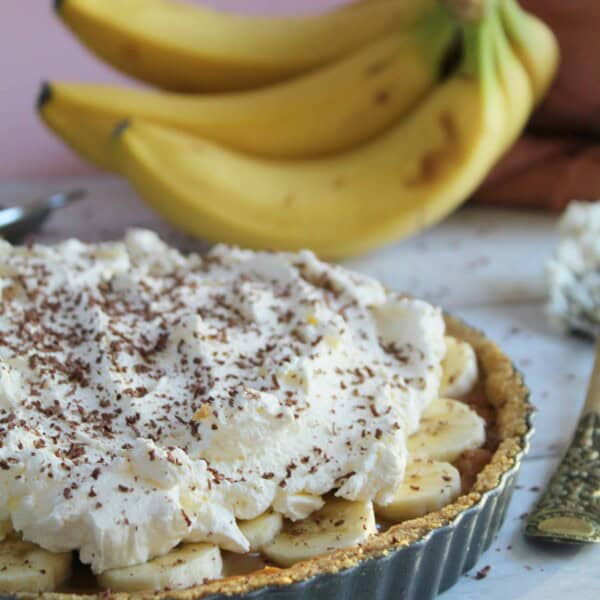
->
[[238, 511, 283, 552], [0, 538, 72, 593], [261, 499, 376, 568], [408, 398, 485, 463], [375, 459, 461, 522], [0, 521, 11, 542], [97, 543, 222, 592], [440, 336, 479, 398]]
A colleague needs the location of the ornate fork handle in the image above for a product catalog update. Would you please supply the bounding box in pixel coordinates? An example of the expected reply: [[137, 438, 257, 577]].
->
[[526, 339, 600, 543], [526, 412, 600, 543]]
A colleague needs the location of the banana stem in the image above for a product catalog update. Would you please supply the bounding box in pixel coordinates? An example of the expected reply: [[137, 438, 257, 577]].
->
[[499, 0, 527, 42], [416, 4, 458, 69], [441, 0, 488, 22], [460, 7, 495, 81]]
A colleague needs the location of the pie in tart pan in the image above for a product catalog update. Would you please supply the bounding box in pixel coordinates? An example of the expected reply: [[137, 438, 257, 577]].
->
[[5, 314, 532, 600]]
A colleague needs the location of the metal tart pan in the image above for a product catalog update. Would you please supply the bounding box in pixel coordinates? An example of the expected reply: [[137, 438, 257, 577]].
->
[[3, 317, 533, 600]]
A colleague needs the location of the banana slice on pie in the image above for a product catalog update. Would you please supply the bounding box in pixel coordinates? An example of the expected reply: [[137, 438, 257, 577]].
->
[[0, 537, 72, 593], [440, 336, 479, 397], [375, 459, 461, 521], [97, 543, 222, 592], [238, 511, 284, 552], [408, 398, 485, 462], [262, 499, 376, 568], [0, 521, 11, 542]]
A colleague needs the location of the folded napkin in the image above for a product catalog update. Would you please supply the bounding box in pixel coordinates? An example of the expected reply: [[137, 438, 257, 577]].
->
[[473, 0, 600, 211]]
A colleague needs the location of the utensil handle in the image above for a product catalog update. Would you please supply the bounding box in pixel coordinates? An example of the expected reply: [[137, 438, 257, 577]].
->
[[584, 338, 600, 415], [525, 410, 600, 543], [525, 340, 600, 543]]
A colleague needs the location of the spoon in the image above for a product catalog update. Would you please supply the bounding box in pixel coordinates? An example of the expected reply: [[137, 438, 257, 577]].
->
[[0, 189, 85, 244]]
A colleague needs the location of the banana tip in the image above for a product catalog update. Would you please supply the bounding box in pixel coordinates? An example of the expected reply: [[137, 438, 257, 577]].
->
[[113, 119, 132, 139], [53, 0, 65, 14], [36, 82, 52, 111]]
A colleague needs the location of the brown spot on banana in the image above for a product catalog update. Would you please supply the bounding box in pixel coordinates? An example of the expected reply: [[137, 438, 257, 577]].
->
[[364, 54, 396, 77], [374, 90, 391, 105], [405, 112, 460, 187], [118, 40, 141, 63], [441, 0, 486, 22]]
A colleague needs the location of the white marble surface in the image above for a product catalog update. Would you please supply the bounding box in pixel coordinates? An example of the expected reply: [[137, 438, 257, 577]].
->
[[3, 176, 600, 599]]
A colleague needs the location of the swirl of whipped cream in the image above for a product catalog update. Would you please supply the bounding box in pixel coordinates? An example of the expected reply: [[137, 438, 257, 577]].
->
[[0, 230, 445, 573]]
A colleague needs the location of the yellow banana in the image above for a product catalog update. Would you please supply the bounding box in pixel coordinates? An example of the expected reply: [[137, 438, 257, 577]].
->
[[39, 9, 456, 170], [112, 12, 517, 259], [56, 0, 436, 92], [500, 0, 559, 104], [490, 2, 534, 153]]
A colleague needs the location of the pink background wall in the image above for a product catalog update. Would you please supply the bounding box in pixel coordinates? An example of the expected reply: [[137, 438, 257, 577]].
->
[[0, 1, 348, 180]]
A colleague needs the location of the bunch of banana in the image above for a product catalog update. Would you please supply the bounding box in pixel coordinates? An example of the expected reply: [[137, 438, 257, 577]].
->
[[41, 0, 558, 257], [41, 0, 455, 167]]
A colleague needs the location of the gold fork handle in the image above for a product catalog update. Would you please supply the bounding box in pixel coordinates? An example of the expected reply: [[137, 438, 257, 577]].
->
[[584, 338, 600, 415], [525, 341, 600, 544]]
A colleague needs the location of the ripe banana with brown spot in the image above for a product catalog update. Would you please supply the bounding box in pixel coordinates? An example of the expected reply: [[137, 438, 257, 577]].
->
[[39, 7, 455, 168], [112, 9, 524, 258], [55, 0, 437, 92]]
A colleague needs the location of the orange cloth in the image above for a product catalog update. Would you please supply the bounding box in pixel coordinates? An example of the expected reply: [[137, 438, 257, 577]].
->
[[472, 0, 600, 210]]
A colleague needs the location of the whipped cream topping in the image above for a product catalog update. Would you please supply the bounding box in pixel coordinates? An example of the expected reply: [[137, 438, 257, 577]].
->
[[547, 201, 600, 335], [0, 230, 445, 573]]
